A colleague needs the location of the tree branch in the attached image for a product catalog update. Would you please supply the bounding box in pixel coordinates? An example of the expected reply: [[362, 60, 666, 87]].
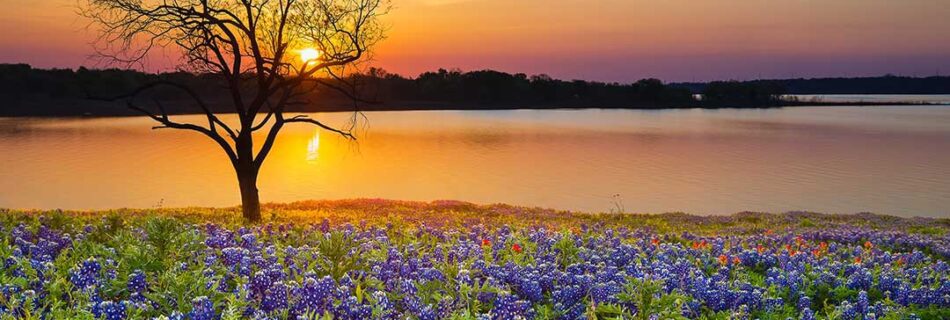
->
[[85, 80, 238, 141], [284, 115, 356, 140], [127, 101, 239, 164]]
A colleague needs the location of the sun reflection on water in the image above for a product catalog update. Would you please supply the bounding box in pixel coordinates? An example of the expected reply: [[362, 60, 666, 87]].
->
[[306, 130, 320, 162]]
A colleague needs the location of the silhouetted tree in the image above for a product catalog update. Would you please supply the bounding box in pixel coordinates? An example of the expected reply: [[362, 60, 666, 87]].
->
[[701, 81, 786, 107], [81, 0, 389, 221]]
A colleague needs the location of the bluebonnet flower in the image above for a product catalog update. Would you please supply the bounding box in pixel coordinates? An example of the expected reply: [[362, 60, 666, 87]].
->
[[797, 295, 812, 310], [188, 296, 215, 320], [297, 276, 335, 314], [491, 294, 533, 320], [847, 268, 872, 290], [553, 283, 585, 319], [127, 269, 147, 293], [516, 278, 543, 302], [764, 297, 783, 312], [857, 290, 869, 315], [261, 281, 289, 312], [221, 247, 247, 267], [337, 296, 372, 319], [800, 308, 815, 320], [93, 300, 126, 320], [838, 301, 857, 320], [241, 233, 257, 249], [419, 267, 445, 282], [69, 257, 101, 290]]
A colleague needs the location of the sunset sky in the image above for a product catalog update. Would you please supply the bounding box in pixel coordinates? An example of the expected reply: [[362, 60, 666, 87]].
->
[[3, 0, 950, 82]]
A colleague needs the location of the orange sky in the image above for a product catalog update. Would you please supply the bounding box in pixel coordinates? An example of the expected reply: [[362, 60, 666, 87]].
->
[[3, 0, 950, 81]]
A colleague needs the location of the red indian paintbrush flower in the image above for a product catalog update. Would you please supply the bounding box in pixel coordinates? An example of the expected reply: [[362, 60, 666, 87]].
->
[[512, 243, 522, 253]]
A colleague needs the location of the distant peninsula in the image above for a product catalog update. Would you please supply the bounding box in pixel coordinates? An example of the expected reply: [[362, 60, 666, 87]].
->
[[1, 64, 946, 117]]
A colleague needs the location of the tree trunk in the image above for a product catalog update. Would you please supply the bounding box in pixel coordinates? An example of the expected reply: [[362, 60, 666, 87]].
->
[[237, 164, 261, 222]]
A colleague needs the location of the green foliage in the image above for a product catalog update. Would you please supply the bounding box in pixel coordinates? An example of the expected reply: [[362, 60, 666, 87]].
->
[[314, 231, 364, 281], [907, 226, 945, 236], [616, 277, 689, 320], [799, 218, 817, 228], [552, 233, 580, 268], [143, 217, 186, 259], [909, 306, 950, 320]]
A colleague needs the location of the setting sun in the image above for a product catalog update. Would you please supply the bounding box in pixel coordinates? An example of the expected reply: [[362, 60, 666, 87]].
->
[[299, 48, 320, 63]]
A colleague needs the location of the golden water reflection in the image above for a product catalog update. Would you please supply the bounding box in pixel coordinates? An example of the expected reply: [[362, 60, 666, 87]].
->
[[306, 131, 320, 162], [1, 106, 949, 217]]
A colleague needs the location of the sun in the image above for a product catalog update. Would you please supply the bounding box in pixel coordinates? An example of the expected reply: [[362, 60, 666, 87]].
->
[[299, 48, 321, 63]]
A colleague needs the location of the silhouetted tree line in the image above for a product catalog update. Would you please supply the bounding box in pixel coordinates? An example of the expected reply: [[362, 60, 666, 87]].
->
[[3, 64, 944, 116], [353, 68, 695, 109], [673, 74, 950, 95], [0, 64, 231, 116], [697, 81, 788, 107], [0, 64, 701, 116]]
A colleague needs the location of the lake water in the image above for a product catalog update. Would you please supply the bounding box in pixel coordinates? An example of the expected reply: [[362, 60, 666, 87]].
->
[[2, 104, 949, 217], [789, 94, 950, 104]]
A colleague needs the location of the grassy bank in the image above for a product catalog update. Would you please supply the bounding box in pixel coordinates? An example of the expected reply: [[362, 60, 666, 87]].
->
[[4, 199, 947, 234]]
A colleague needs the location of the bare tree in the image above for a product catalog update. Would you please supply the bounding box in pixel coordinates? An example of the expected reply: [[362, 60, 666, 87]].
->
[[81, 0, 389, 221]]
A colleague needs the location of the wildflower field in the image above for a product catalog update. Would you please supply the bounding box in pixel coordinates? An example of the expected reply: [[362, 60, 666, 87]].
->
[[1, 199, 948, 319]]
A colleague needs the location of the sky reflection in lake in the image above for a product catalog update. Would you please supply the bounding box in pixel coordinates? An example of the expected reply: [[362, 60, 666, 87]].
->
[[1, 105, 949, 217]]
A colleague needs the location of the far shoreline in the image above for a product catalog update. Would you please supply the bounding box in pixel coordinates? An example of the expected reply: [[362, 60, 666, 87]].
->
[[0, 99, 941, 118]]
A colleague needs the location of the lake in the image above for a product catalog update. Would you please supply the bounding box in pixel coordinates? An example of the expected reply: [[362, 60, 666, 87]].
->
[[788, 94, 950, 104], [2, 104, 949, 218]]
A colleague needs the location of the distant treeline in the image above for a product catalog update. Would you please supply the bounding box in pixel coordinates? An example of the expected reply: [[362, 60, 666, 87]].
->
[[0, 64, 698, 116], [0, 64, 232, 116], [355, 68, 695, 109], [672, 75, 950, 95], [0, 63, 942, 116]]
